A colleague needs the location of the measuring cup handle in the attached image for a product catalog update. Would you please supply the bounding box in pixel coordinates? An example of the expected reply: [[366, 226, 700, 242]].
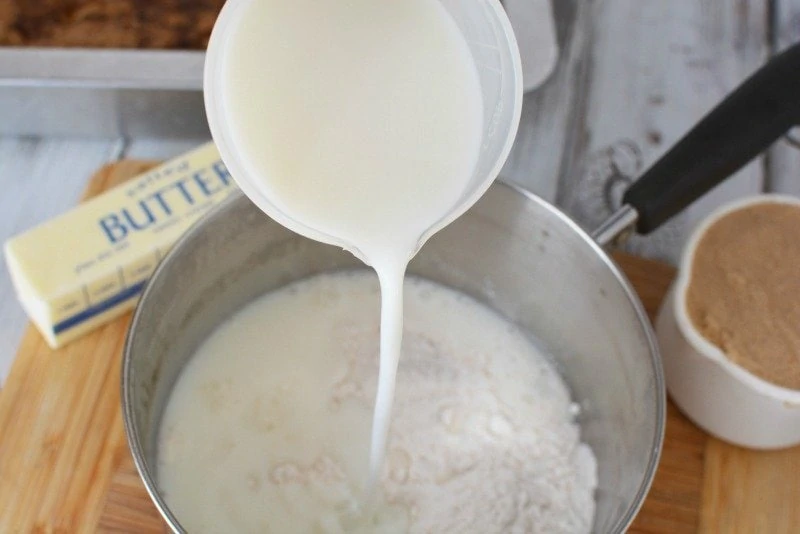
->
[[622, 42, 800, 235]]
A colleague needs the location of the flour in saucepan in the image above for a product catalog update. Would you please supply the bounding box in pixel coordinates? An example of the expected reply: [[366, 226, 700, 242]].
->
[[328, 278, 599, 533], [158, 272, 598, 533]]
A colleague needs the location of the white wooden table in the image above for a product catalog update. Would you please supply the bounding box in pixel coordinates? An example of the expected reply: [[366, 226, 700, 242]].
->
[[1, 0, 799, 382]]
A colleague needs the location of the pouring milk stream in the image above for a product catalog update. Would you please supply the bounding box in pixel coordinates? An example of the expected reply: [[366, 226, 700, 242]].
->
[[204, 0, 521, 514]]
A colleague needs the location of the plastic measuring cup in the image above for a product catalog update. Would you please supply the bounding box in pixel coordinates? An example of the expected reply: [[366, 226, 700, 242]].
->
[[204, 0, 523, 261]]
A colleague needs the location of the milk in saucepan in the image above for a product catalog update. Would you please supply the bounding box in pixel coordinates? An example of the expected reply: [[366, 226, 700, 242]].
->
[[158, 272, 598, 532]]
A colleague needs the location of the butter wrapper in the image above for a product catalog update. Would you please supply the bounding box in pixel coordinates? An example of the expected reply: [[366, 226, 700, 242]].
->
[[4, 142, 236, 349]]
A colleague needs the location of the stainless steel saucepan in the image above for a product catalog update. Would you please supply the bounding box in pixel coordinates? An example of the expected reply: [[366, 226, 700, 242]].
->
[[123, 44, 800, 533]]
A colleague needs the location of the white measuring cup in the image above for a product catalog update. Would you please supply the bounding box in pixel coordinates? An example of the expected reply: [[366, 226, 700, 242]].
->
[[204, 0, 523, 263]]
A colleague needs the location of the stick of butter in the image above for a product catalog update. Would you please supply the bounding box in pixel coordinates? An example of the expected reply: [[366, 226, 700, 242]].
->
[[4, 142, 236, 349]]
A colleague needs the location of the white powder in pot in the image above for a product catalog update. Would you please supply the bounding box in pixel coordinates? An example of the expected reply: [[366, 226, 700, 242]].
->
[[158, 271, 598, 533], [330, 278, 599, 533]]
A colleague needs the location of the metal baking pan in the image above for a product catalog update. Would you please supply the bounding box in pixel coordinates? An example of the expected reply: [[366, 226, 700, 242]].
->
[[0, 48, 209, 139], [0, 0, 558, 140]]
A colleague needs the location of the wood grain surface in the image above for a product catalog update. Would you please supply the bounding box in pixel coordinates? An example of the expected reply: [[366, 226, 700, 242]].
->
[[770, 0, 800, 196], [0, 161, 153, 534], [1, 164, 800, 533], [547, 0, 769, 264], [500, 0, 799, 266]]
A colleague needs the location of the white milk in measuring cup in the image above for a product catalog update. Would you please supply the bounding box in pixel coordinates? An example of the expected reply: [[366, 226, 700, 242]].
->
[[193, 0, 524, 529]]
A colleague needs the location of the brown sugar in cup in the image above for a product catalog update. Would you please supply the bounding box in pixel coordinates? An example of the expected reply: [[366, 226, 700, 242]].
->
[[686, 201, 800, 390], [657, 195, 800, 449]]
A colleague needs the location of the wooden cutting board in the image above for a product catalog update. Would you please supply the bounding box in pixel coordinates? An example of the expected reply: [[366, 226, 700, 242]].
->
[[1, 162, 799, 533]]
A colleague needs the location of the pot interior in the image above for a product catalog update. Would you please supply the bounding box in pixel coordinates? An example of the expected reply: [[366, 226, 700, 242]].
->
[[124, 182, 664, 533]]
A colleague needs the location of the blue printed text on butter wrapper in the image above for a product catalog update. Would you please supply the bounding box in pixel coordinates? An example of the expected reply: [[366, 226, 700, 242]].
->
[[99, 160, 232, 245]]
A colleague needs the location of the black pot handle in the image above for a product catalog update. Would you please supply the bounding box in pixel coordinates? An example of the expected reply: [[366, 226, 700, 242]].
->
[[622, 42, 800, 235]]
